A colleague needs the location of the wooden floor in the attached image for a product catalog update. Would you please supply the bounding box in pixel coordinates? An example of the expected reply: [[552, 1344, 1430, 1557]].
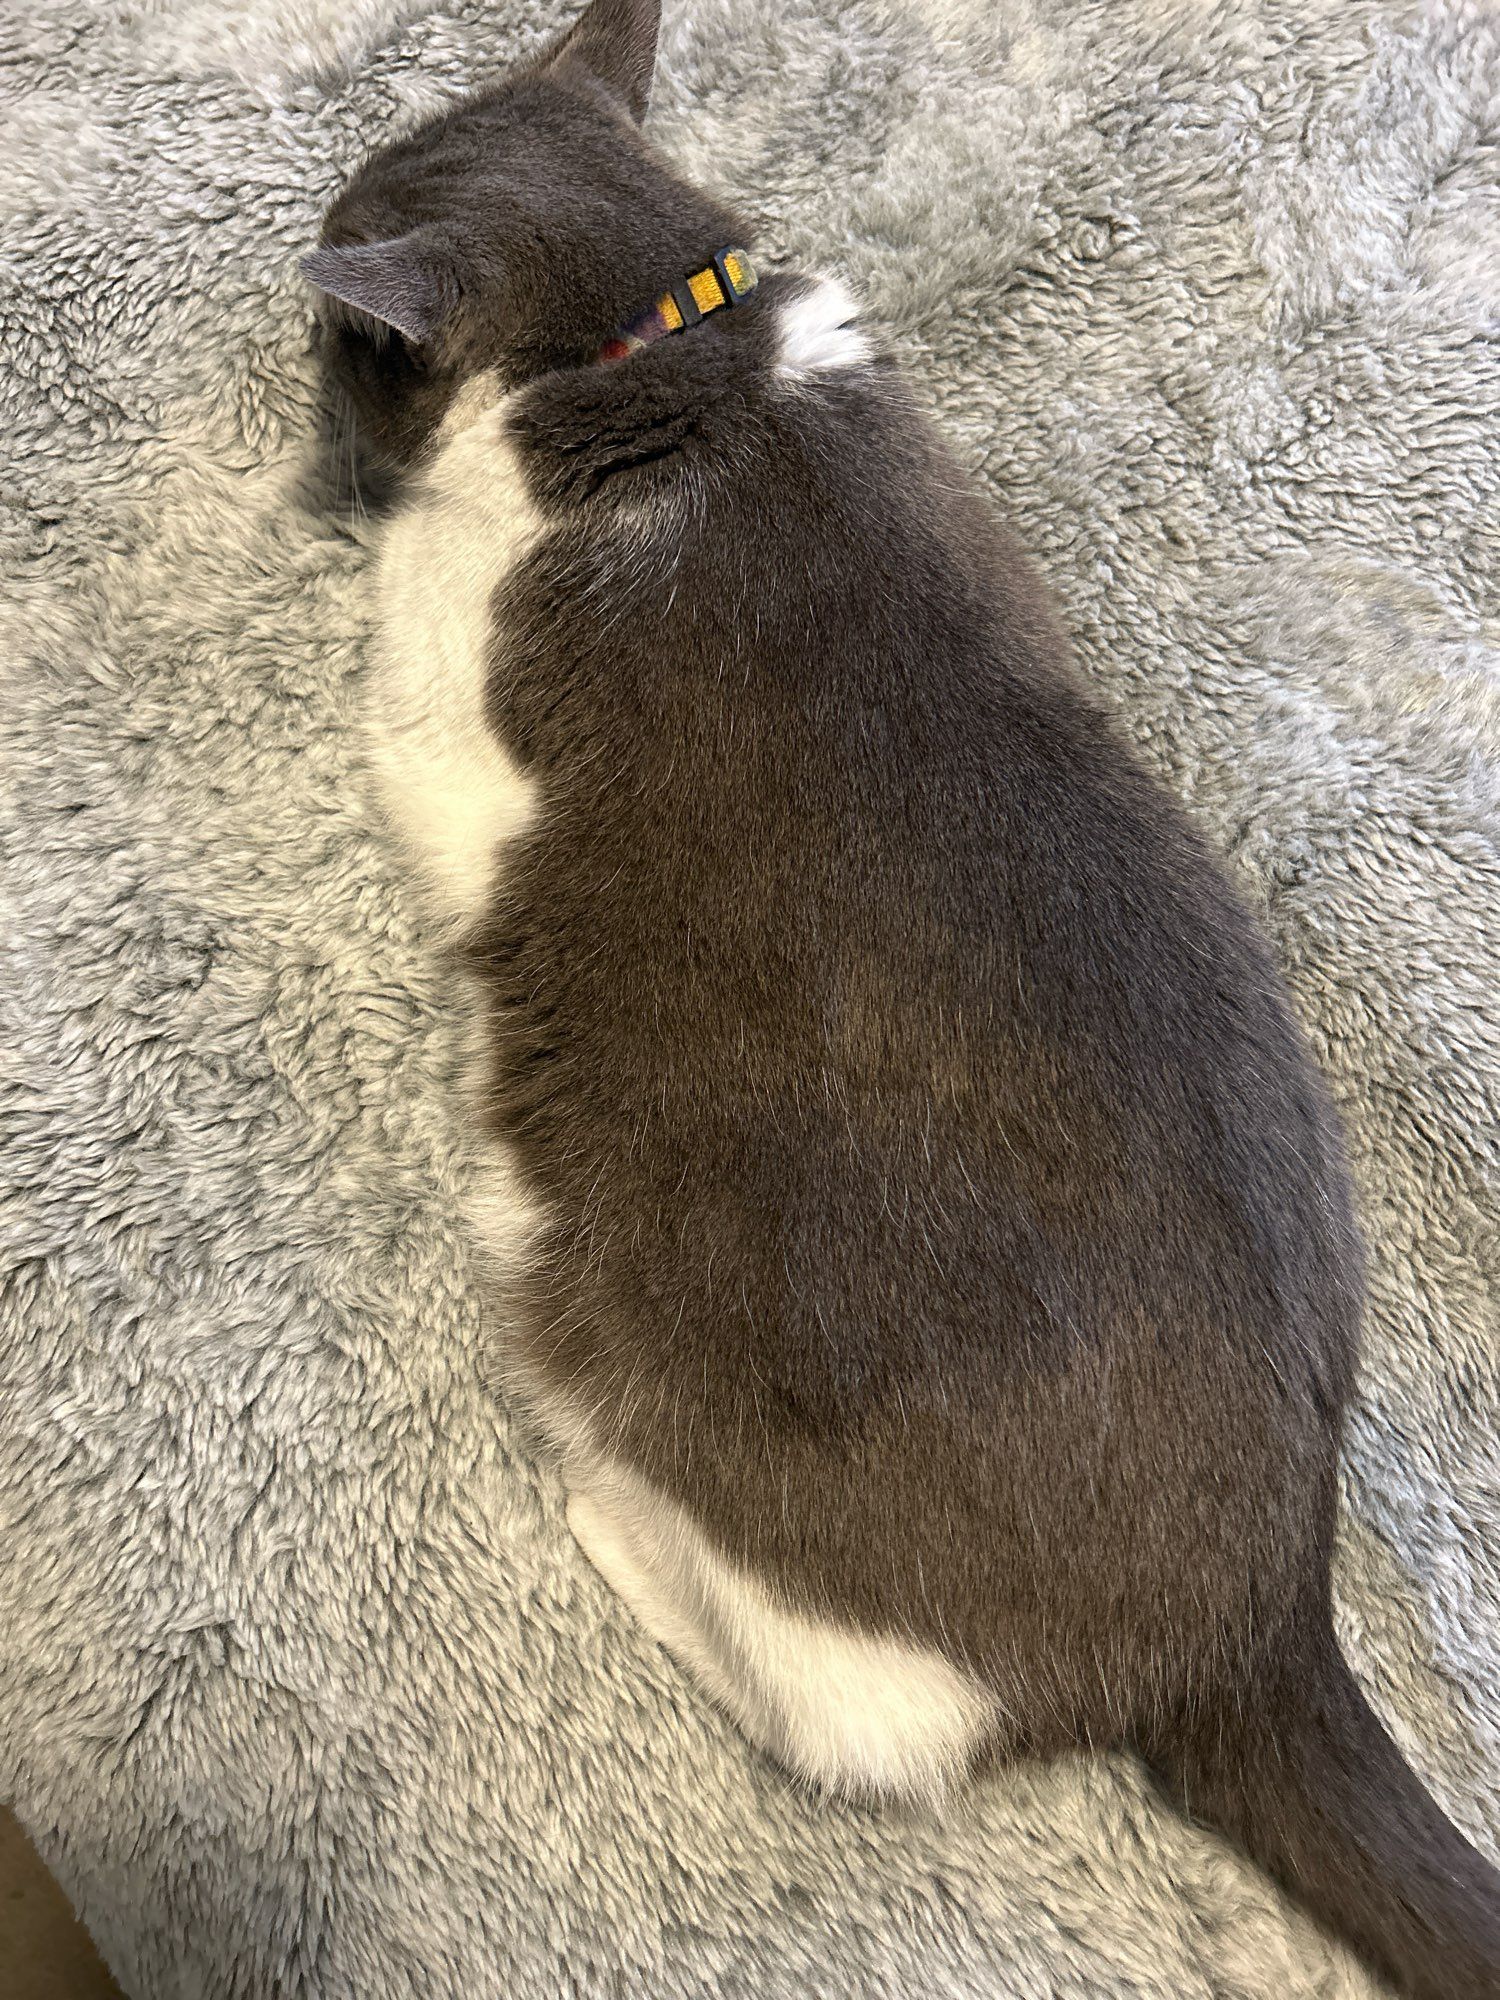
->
[[0, 1808, 125, 2000]]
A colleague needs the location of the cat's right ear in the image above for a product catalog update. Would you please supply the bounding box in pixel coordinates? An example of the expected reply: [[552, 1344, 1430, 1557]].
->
[[543, 0, 662, 124], [301, 234, 457, 347]]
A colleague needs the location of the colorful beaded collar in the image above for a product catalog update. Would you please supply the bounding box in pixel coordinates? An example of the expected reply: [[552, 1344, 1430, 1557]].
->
[[598, 247, 758, 363]]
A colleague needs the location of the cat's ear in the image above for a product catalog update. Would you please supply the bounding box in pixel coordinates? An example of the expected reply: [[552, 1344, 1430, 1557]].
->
[[544, 0, 661, 124], [301, 234, 456, 346]]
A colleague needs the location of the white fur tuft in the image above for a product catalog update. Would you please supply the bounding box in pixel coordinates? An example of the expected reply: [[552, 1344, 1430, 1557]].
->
[[776, 277, 873, 380]]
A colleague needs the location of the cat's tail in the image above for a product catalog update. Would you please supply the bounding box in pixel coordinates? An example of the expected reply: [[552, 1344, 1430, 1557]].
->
[[1146, 1622, 1500, 1999]]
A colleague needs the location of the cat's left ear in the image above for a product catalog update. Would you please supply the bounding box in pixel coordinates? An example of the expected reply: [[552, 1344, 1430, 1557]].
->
[[301, 233, 457, 346], [544, 0, 661, 124]]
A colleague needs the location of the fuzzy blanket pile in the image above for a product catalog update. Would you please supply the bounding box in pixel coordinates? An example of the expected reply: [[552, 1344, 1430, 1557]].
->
[[2, 1, 1496, 1994]]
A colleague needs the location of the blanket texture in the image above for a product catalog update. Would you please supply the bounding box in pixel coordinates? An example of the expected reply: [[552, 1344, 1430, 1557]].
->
[[2, 1, 1497, 1994]]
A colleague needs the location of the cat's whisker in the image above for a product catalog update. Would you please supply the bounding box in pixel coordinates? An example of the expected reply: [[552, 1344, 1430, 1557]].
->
[[347, 404, 369, 524]]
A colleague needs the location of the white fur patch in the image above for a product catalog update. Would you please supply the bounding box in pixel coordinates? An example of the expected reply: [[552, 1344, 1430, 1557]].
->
[[461, 1129, 550, 1298], [369, 380, 550, 1339], [367, 372, 542, 934], [564, 1454, 999, 1802], [776, 277, 872, 381]]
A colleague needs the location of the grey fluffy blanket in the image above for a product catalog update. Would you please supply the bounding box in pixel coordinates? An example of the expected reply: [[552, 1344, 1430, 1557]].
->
[[2, 2, 1497, 1995]]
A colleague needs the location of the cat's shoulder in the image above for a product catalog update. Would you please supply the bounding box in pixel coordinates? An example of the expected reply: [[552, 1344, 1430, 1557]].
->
[[504, 273, 887, 510]]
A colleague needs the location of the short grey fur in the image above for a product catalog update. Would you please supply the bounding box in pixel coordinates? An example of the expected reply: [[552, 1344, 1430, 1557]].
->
[[1, 3, 1496, 1997]]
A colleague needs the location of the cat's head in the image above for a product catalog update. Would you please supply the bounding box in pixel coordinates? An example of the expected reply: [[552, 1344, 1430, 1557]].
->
[[303, 0, 742, 478]]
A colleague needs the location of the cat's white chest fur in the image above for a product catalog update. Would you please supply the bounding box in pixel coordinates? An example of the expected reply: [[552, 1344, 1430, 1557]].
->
[[367, 376, 542, 932]]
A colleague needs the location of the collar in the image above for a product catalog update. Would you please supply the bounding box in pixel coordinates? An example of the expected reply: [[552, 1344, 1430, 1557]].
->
[[598, 247, 758, 364]]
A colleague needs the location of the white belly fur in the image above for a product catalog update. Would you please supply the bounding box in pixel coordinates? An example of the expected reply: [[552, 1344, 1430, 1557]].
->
[[369, 361, 996, 1806], [367, 372, 542, 936], [366, 372, 549, 1286]]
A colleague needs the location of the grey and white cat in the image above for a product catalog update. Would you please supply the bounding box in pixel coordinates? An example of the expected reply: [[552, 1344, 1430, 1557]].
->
[[303, 2, 1500, 1992]]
